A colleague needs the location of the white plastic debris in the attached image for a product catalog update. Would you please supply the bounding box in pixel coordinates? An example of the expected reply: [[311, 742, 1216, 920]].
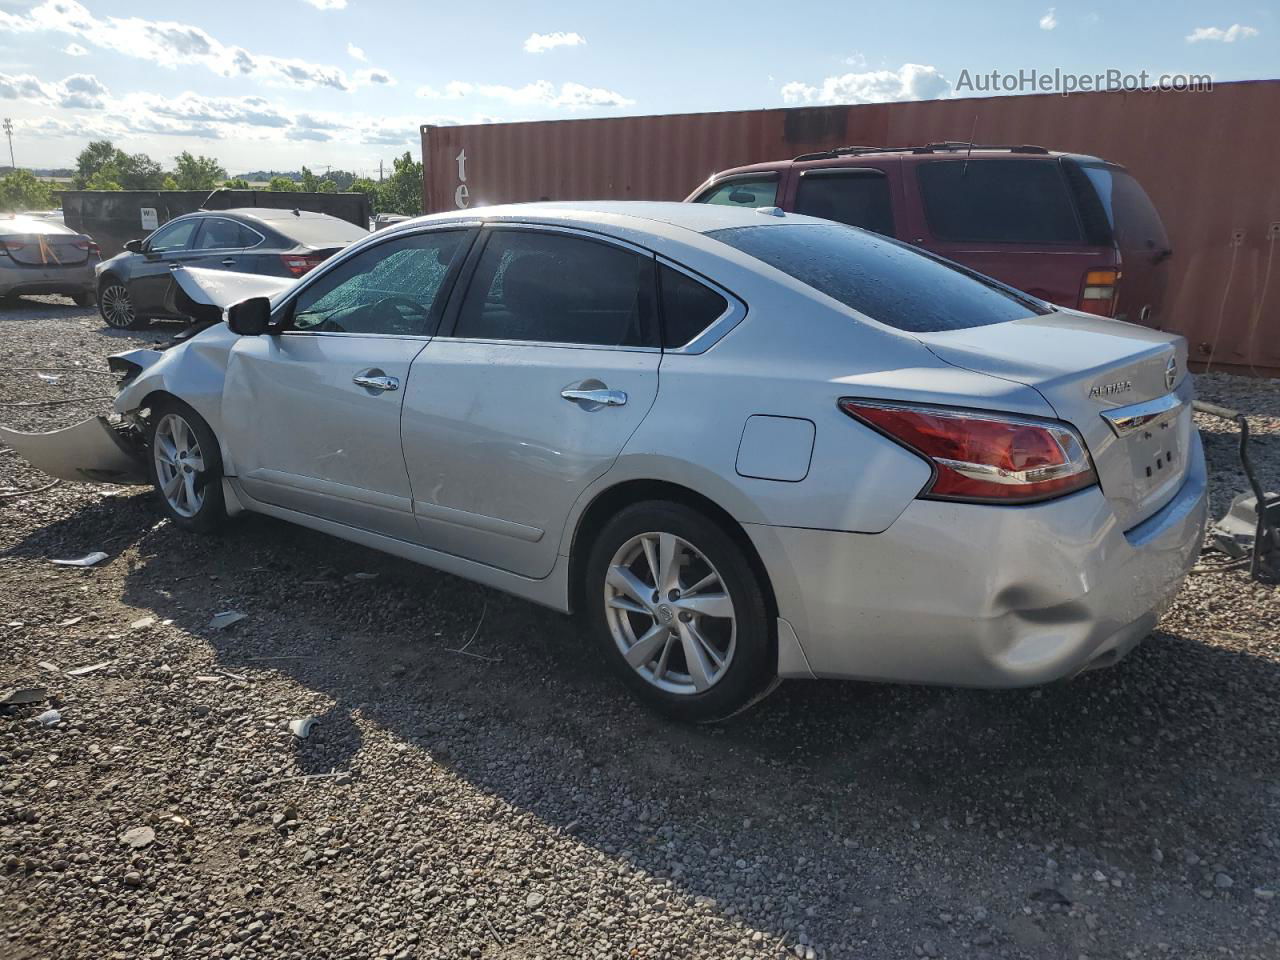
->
[[119, 826, 155, 849], [51, 552, 108, 567], [288, 716, 320, 739], [208, 611, 246, 631], [37, 373, 62, 384], [66, 660, 113, 677], [37, 708, 61, 726], [130, 616, 156, 630]]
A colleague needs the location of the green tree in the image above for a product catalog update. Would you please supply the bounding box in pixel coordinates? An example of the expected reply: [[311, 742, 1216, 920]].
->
[[376, 152, 422, 216], [0, 170, 54, 211], [74, 140, 118, 188], [84, 169, 123, 191], [317, 179, 337, 193], [267, 176, 299, 192], [223, 177, 251, 189], [172, 151, 227, 190], [115, 152, 165, 190], [162, 175, 179, 191], [348, 176, 380, 213], [299, 166, 320, 192]]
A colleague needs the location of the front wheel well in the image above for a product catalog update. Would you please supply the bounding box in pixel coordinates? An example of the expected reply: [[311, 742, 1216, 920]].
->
[[97, 271, 123, 291], [567, 479, 777, 620]]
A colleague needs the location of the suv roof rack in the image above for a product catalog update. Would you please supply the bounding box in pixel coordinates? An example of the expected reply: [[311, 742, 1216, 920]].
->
[[792, 142, 1051, 162]]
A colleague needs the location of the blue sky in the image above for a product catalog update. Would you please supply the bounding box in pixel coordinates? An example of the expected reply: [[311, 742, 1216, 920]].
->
[[0, 0, 1276, 174]]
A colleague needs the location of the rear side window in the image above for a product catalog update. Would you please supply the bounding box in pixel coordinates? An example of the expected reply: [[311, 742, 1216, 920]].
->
[[453, 230, 655, 347], [708, 223, 1046, 332], [1079, 163, 1170, 252], [658, 264, 728, 348], [696, 177, 778, 208], [794, 171, 895, 236], [917, 159, 1084, 244], [194, 218, 259, 250]]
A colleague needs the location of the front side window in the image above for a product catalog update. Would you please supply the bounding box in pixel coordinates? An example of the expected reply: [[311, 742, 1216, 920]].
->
[[794, 171, 895, 236], [695, 177, 778, 208], [146, 218, 200, 253], [290, 230, 467, 336], [708, 223, 1047, 333], [917, 158, 1084, 244], [453, 230, 655, 347]]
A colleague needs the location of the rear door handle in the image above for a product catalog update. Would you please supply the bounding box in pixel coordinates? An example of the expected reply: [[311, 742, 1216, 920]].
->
[[353, 374, 400, 392], [220, 257, 236, 266], [561, 388, 627, 407]]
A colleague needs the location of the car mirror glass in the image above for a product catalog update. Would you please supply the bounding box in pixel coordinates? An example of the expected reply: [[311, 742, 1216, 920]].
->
[[227, 297, 272, 336], [124, 239, 144, 254]]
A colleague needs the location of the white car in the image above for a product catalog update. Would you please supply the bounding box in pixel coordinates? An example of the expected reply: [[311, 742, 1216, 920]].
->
[[1, 203, 1207, 720]]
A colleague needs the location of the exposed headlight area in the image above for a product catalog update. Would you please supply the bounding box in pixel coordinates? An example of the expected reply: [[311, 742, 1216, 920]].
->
[[839, 399, 1097, 504]]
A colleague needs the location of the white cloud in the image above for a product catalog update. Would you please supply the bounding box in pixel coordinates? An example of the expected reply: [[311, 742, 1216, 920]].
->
[[418, 79, 632, 109], [523, 31, 586, 53], [1186, 24, 1259, 43], [781, 63, 949, 105], [302, 0, 347, 8], [354, 68, 395, 86], [0, 70, 108, 109], [1039, 8, 1057, 30], [0, 0, 388, 91], [64, 41, 87, 56], [347, 42, 366, 61]]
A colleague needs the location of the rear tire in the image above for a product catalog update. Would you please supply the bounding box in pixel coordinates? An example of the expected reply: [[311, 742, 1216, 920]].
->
[[145, 399, 226, 533], [584, 500, 774, 722], [99, 280, 146, 330], [72, 291, 95, 308]]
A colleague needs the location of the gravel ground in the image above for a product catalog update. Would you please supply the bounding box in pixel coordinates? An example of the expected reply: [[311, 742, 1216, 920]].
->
[[1, 296, 1278, 960]]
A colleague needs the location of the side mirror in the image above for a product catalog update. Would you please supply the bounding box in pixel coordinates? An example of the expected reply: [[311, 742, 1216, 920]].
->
[[227, 297, 272, 336], [124, 239, 144, 254]]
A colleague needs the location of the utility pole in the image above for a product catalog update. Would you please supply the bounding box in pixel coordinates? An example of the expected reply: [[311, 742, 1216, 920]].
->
[[2, 118, 14, 171], [379, 159, 383, 182]]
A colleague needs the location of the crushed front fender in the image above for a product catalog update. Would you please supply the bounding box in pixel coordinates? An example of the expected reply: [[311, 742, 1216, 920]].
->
[[0, 416, 147, 485]]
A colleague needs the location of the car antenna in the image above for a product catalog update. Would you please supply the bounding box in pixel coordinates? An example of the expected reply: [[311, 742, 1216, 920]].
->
[[961, 115, 977, 178], [292, 208, 301, 216]]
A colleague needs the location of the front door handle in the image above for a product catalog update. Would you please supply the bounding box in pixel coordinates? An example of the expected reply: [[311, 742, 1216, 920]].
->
[[561, 387, 627, 407], [168, 262, 181, 270], [353, 374, 400, 392], [220, 257, 236, 266]]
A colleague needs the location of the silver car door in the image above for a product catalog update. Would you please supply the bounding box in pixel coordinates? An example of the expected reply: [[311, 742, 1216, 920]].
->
[[401, 225, 661, 580], [221, 228, 474, 541]]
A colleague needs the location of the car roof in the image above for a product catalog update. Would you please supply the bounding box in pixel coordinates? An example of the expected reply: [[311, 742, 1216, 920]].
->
[[200, 207, 347, 224], [703, 145, 1108, 182], [389, 201, 832, 239], [0, 214, 75, 237]]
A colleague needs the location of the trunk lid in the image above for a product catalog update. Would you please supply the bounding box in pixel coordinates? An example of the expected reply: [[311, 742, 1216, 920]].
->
[[1, 233, 90, 266], [914, 310, 1192, 530]]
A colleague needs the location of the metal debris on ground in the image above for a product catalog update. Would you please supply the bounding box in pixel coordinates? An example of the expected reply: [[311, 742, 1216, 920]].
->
[[207, 611, 246, 631], [51, 551, 109, 568], [0, 687, 47, 708]]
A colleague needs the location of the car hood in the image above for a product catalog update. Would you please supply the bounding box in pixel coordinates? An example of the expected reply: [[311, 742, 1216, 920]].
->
[[174, 267, 297, 311]]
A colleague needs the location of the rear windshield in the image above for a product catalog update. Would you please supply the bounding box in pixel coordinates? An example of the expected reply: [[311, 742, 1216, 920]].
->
[[271, 216, 368, 248], [1079, 163, 1170, 252], [707, 222, 1047, 332], [917, 158, 1084, 244]]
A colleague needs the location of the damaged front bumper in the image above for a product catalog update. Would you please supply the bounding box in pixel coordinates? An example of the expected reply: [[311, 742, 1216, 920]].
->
[[0, 415, 148, 486]]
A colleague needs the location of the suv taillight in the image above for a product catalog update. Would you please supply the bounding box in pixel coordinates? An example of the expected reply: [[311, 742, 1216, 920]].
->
[[280, 254, 325, 277], [1078, 269, 1118, 316], [839, 400, 1097, 504]]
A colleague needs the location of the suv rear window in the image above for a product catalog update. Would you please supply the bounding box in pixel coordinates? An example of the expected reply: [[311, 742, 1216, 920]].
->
[[1078, 163, 1170, 252], [707, 223, 1046, 332], [696, 177, 777, 208], [794, 170, 895, 236], [917, 158, 1084, 244]]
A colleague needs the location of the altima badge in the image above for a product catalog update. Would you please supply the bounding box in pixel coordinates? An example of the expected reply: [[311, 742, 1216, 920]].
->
[[1089, 380, 1133, 399]]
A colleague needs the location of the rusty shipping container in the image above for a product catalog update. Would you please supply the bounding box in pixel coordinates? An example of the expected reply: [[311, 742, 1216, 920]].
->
[[422, 80, 1280, 376]]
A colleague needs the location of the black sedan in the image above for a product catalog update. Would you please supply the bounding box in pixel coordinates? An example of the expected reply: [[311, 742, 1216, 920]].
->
[[95, 208, 367, 329]]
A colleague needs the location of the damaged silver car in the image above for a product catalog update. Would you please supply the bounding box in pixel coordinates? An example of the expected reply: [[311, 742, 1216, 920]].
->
[[1, 203, 1208, 721]]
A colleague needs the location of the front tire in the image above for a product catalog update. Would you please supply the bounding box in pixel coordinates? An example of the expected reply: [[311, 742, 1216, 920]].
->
[[584, 501, 774, 722], [99, 280, 146, 330], [146, 400, 226, 533]]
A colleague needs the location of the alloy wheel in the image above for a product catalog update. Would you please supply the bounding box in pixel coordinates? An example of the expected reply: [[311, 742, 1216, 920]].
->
[[603, 531, 737, 695], [100, 284, 135, 329], [153, 413, 207, 518]]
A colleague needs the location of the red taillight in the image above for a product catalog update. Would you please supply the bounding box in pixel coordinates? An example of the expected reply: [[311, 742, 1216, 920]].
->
[[1078, 268, 1119, 316], [839, 400, 1097, 504], [280, 254, 325, 277], [73, 236, 101, 257]]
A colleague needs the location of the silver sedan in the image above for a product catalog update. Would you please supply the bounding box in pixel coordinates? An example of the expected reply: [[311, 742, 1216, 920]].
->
[[2, 203, 1207, 720]]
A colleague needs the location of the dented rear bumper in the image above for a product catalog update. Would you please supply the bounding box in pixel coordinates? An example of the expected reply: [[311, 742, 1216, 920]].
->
[[0, 416, 147, 485]]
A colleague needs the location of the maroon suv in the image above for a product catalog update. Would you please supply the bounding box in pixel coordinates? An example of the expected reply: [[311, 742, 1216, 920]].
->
[[686, 143, 1172, 324]]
